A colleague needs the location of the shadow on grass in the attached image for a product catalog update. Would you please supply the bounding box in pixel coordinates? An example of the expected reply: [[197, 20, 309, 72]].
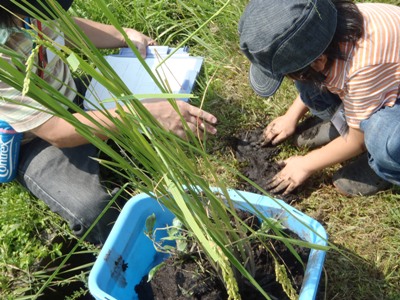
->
[[32, 237, 96, 300], [319, 244, 399, 300]]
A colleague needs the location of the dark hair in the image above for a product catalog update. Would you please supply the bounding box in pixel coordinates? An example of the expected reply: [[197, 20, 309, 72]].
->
[[0, 6, 17, 28], [287, 0, 364, 85]]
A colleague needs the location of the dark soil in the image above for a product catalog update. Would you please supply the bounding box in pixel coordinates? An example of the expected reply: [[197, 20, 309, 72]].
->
[[226, 128, 300, 204], [136, 209, 310, 300]]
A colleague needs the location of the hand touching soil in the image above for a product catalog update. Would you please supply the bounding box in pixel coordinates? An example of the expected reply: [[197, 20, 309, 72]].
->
[[258, 115, 297, 146], [265, 156, 313, 195], [227, 128, 300, 204]]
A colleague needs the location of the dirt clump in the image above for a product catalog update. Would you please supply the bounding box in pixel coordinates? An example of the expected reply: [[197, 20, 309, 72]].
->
[[227, 128, 300, 204]]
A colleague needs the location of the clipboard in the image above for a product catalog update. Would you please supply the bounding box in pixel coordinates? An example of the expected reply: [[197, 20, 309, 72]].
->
[[83, 46, 204, 110]]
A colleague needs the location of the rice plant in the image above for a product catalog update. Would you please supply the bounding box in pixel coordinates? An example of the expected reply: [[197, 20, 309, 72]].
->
[[0, 1, 330, 299]]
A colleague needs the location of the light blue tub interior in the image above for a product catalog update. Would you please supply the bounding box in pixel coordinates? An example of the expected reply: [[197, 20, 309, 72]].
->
[[89, 189, 328, 300]]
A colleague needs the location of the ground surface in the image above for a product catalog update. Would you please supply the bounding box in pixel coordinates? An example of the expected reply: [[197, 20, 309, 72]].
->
[[227, 127, 300, 204]]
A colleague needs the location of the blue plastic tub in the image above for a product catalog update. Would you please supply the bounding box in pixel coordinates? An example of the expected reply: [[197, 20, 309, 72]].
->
[[89, 189, 327, 300]]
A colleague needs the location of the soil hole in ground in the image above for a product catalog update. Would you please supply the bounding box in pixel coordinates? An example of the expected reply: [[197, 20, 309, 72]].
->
[[225, 128, 300, 204]]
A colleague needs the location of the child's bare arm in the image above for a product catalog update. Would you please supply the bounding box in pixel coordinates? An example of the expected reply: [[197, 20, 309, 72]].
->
[[265, 126, 365, 194]]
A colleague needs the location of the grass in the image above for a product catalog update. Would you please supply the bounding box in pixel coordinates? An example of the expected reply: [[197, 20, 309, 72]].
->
[[1, 0, 400, 299], [0, 182, 79, 298]]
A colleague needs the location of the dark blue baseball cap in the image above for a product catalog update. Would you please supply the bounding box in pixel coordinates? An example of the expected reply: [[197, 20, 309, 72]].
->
[[0, 0, 73, 19], [239, 0, 337, 97]]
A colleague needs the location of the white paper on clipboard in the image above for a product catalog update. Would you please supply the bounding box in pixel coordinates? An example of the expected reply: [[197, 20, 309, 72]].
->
[[83, 46, 203, 111]]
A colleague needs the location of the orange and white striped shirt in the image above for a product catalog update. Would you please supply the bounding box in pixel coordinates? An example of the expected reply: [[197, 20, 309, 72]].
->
[[324, 3, 400, 129]]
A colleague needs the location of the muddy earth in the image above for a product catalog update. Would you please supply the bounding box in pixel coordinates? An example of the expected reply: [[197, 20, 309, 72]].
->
[[226, 128, 300, 204]]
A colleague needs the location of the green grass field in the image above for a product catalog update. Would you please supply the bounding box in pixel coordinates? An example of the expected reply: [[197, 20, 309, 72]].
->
[[1, 0, 399, 299]]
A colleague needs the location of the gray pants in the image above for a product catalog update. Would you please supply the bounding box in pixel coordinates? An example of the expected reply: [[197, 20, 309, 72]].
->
[[17, 138, 120, 245]]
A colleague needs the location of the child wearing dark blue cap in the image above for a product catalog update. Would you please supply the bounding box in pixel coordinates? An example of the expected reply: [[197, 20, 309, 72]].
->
[[239, 0, 400, 196]]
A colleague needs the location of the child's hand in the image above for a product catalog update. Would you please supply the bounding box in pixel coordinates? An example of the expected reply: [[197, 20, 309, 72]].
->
[[265, 156, 313, 194], [258, 115, 297, 146]]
